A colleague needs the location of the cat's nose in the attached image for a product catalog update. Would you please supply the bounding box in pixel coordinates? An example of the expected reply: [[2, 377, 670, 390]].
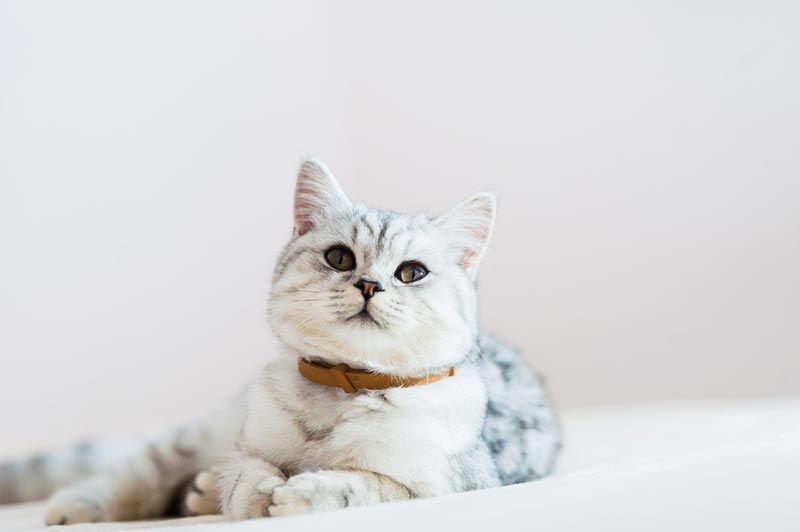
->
[[354, 279, 384, 300]]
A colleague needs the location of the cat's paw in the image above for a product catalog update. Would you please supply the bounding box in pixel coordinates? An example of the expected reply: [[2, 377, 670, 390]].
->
[[226, 474, 286, 520], [268, 472, 348, 517], [44, 495, 106, 526], [182, 470, 221, 516]]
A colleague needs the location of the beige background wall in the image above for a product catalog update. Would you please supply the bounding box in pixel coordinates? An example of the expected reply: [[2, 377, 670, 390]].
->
[[2, 0, 799, 454]]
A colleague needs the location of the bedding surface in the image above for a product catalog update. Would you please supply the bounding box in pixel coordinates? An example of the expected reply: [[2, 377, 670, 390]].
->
[[3, 398, 798, 532]]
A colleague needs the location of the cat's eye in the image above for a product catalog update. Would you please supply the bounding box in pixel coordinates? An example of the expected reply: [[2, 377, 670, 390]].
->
[[325, 246, 356, 271], [395, 261, 429, 283]]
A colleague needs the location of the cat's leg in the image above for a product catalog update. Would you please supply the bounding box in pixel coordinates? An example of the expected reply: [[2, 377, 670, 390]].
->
[[44, 423, 226, 525], [217, 453, 287, 520], [268, 470, 413, 517]]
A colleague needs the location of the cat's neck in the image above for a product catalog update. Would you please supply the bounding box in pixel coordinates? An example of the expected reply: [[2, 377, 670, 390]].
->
[[283, 344, 474, 380]]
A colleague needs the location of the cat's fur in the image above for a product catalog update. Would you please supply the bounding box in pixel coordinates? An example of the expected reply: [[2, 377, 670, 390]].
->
[[0, 159, 560, 524]]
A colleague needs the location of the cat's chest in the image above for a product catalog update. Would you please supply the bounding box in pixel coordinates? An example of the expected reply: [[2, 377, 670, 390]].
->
[[289, 390, 472, 472], [242, 361, 487, 471], [292, 387, 414, 447]]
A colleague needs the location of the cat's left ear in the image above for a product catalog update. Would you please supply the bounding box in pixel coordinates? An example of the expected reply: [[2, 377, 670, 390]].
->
[[435, 192, 497, 279], [293, 158, 351, 237]]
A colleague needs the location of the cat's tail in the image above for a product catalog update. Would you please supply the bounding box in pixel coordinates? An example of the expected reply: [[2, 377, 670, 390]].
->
[[0, 439, 144, 504]]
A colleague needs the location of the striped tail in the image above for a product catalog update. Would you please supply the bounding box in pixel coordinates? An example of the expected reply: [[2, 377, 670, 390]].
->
[[0, 439, 144, 504]]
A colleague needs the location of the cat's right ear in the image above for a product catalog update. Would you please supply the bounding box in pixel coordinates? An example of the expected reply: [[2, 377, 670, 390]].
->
[[293, 158, 351, 237]]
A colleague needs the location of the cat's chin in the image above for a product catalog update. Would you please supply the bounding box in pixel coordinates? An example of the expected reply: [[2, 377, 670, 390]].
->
[[344, 308, 383, 328]]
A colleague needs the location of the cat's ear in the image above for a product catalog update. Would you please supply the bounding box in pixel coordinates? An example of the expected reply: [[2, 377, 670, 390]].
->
[[435, 192, 497, 278], [293, 158, 351, 237]]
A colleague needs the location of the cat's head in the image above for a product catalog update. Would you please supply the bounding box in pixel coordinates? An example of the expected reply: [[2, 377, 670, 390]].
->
[[268, 159, 496, 375]]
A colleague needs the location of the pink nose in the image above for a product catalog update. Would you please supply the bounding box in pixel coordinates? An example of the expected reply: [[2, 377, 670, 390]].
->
[[354, 279, 384, 300]]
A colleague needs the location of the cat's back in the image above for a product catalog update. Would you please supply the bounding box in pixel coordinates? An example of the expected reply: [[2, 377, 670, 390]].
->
[[476, 334, 561, 485]]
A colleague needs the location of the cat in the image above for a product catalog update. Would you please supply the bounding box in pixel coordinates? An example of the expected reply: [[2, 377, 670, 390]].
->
[[0, 158, 560, 524]]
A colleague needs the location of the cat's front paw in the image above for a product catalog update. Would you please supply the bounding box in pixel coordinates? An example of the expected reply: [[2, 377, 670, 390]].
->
[[44, 494, 107, 526], [182, 470, 221, 516], [226, 474, 286, 520], [268, 472, 349, 517]]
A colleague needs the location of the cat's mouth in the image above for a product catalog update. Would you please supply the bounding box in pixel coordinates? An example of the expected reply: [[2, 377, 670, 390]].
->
[[345, 307, 382, 328]]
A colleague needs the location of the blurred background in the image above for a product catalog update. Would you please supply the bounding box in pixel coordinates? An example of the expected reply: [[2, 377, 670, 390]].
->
[[1, 1, 798, 455]]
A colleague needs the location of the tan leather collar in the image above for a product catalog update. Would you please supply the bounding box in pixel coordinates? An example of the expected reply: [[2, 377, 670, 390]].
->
[[298, 358, 456, 393]]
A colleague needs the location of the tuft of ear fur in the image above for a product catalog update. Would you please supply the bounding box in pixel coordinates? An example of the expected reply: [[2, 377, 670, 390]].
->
[[293, 158, 351, 237], [435, 192, 497, 279]]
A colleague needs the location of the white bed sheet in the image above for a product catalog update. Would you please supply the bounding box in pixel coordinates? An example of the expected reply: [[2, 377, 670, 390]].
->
[[3, 398, 798, 532]]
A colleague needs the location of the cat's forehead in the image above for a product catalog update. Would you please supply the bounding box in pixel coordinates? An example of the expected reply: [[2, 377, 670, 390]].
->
[[353, 207, 426, 241], [323, 205, 442, 260]]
